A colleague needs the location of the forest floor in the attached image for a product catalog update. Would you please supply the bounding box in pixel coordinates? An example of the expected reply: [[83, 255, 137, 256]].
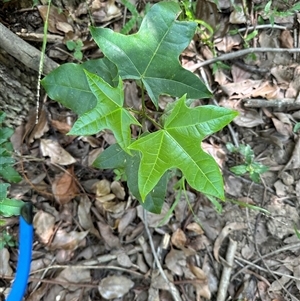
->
[[1, 0, 300, 300]]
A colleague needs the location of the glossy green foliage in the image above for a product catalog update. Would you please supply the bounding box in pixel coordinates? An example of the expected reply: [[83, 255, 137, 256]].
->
[[90, 2, 211, 107], [41, 58, 119, 115], [129, 96, 237, 200], [0, 112, 24, 222], [69, 72, 140, 150], [42, 2, 237, 213]]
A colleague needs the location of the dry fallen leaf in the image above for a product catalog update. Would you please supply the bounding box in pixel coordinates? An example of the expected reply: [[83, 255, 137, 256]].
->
[[24, 107, 49, 144], [214, 222, 247, 261], [33, 210, 56, 244], [50, 229, 88, 251], [188, 263, 211, 300], [118, 208, 136, 234], [0, 248, 13, 276], [111, 181, 125, 200], [171, 228, 187, 249], [98, 275, 134, 299], [202, 141, 226, 168], [186, 222, 204, 235], [93, 179, 111, 197], [78, 196, 100, 238], [52, 166, 79, 205], [165, 249, 186, 276], [55, 267, 91, 291], [51, 119, 72, 134], [40, 139, 76, 165], [97, 220, 121, 249], [38, 5, 69, 34], [284, 138, 300, 170]]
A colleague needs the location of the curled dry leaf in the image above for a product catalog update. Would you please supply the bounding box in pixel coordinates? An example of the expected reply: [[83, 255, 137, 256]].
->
[[186, 222, 204, 235], [97, 220, 121, 249], [118, 208, 136, 233], [150, 269, 173, 290], [0, 248, 13, 276], [202, 141, 226, 168], [24, 107, 49, 144], [283, 137, 300, 170], [229, 4, 246, 24], [111, 181, 125, 200], [165, 249, 186, 276], [93, 179, 111, 197], [101, 199, 125, 214], [280, 29, 294, 49], [171, 228, 187, 249], [117, 252, 132, 268], [52, 167, 79, 205], [88, 148, 103, 166], [49, 229, 88, 251], [40, 139, 76, 165], [78, 196, 100, 238], [55, 267, 91, 291], [96, 193, 115, 203], [219, 98, 264, 128], [51, 119, 72, 135], [98, 275, 134, 299], [138, 236, 153, 267], [188, 263, 211, 300], [214, 222, 247, 262], [33, 210, 56, 244], [38, 5, 69, 34]]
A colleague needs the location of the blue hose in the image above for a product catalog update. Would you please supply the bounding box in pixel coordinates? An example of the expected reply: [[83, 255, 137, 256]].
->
[[6, 203, 33, 301]]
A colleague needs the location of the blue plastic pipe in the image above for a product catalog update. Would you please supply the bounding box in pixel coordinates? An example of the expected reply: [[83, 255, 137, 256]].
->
[[6, 203, 33, 301]]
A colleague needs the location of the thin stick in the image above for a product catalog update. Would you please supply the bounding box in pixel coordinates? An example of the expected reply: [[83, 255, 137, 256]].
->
[[31, 264, 144, 278], [232, 242, 300, 280], [243, 98, 300, 110], [143, 209, 182, 301], [235, 256, 300, 282], [216, 238, 237, 301], [194, 47, 300, 69]]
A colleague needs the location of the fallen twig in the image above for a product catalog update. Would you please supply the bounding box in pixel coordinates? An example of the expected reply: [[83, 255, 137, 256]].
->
[[194, 47, 300, 69], [216, 238, 237, 301], [243, 98, 300, 110], [0, 22, 59, 74], [143, 209, 183, 301]]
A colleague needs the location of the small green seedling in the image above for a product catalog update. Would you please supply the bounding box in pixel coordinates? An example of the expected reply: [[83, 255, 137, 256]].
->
[[226, 142, 268, 183], [121, 0, 150, 34], [293, 122, 300, 133], [0, 112, 25, 249], [260, 0, 300, 26], [0, 231, 16, 249], [66, 39, 84, 61]]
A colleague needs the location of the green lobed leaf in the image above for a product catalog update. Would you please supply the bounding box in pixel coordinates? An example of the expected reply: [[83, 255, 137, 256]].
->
[[0, 157, 15, 165], [41, 58, 119, 115], [0, 165, 22, 183], [90, 1, 211, 107], [0, 198, 24, 217], [69, 71, 140, 150], [129, 96, 238, 200], [124, 151, 167, 213], [0, 111, 6, 123], [294, 122, 300, 133], [0, 183, 10, 200]]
